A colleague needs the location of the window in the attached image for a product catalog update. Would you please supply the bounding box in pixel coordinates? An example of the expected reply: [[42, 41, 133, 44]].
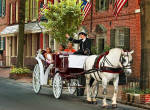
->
[[95, 0, 109, 12], [0, 37, 5, 50], [110, 27, 130, 50], [0, 0, 6, 17], [32, 0, 38, 20], [39, 1, 47, 21], [25, 0, 29, 22]]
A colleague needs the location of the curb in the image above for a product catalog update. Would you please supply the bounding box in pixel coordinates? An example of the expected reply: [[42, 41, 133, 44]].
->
[[0, 66, 10, 68], [97, 97, 150, 110]]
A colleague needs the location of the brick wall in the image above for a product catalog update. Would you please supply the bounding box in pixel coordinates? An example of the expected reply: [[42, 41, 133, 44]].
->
[[83, 0, 141, 77]]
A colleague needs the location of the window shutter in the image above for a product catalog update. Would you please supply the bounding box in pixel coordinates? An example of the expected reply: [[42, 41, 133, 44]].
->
[[105, 0, 109, 10], [110, 29, 116, 48], [0, 37, 1, 49], [124, 28, 130, 50], [95, 0, 99, 12], [3, 37, 5, 50], [0, 0, 2, 17], [2, 0, 6, 16]]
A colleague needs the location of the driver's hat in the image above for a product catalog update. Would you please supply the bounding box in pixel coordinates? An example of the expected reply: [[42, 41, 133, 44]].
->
[[78, 32, 87, 37]]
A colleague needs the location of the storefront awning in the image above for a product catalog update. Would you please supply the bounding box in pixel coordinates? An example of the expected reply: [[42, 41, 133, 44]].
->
[[0, 22, 45, 37]]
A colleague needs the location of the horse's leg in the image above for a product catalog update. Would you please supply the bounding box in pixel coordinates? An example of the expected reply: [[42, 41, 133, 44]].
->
[[91, 80, 98, 104], [102, 77, 108, 107], [112, 75, 119, 108], [85, 74, 92, 102]]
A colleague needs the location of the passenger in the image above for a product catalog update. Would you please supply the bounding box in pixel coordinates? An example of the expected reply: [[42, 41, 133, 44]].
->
[[56, 44, 65, 54], [64, 42, 76, 53], [44, 47, 53, 64], [44, 47, 54, 78]]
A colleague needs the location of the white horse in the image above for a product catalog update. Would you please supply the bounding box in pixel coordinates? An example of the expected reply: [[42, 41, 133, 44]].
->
[[84, 48, 133, 107]]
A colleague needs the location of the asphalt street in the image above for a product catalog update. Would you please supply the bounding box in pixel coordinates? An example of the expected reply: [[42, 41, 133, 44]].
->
[[0, 77, 147, 110]]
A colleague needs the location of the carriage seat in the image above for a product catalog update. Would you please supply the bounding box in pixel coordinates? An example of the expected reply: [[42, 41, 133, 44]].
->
[[68, 55, 88, 69]]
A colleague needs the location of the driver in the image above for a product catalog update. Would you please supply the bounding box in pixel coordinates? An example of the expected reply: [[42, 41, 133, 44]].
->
[[65, 32, 92, 55]]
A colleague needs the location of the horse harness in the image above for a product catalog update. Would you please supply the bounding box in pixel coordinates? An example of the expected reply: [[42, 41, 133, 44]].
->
[[85, 51, 132, 75]]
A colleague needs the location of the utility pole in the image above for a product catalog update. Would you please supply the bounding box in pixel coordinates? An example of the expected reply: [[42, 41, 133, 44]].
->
[[140, 0, 150, 89]]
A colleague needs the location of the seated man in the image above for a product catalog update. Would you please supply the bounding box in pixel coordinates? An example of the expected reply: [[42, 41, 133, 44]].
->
[[66, 32, 92, 55], [64, 42, 76, 54]]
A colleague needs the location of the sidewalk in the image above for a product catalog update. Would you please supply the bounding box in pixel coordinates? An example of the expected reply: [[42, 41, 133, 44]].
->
[[0, 67, 32, 83]]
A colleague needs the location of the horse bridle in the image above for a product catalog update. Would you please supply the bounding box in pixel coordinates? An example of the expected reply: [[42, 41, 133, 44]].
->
[[120, 52, 132, 70]]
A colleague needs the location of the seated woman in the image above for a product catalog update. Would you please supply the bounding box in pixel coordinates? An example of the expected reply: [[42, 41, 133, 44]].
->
[[43, 47, 54, 78], [44, 48, 53, 64], [64, 42, 76, 54]]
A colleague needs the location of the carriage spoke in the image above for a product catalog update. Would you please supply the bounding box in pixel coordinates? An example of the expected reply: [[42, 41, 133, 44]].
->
[[53, 73, 62, 99], [33, 64, 41, 94]]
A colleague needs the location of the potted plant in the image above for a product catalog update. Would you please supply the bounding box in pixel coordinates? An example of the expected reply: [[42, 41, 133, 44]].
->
[[140, 89, 150, 104], [121, 87, 142, 103], [9, 67, 32, 80], [121, 87, 150, 104]]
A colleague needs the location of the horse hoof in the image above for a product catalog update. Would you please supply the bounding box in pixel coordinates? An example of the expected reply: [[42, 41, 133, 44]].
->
[[85, 100, 93, 104], [92, 101, 97, 105], [102, 106, 107, 108], [102, 105, 108, 108], [112, 104, 117, 108]]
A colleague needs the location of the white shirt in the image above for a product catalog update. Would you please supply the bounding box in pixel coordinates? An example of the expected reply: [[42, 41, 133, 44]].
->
[[82, 38, 86, 42]]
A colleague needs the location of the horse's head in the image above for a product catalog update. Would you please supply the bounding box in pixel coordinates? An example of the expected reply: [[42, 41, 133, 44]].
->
[[121, 50, 134, 76]]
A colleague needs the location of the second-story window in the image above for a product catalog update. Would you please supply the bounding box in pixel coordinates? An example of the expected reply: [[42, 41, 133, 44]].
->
[[0, 0, 6, 17], [95, 0, 109, 12], [110, 27, 130, 50], [25, 0, 29, 22], [32, 0, 38, 21]]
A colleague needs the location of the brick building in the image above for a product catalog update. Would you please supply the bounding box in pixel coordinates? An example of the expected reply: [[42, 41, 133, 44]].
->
[[82, 0, 141, 77], [0, 0, 7, 66], [0, 0, 58, 68]]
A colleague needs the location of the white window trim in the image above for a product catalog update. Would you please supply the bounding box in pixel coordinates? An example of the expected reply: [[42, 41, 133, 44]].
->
[[10, 3, 13, 24], [16, 1, 18, 23]]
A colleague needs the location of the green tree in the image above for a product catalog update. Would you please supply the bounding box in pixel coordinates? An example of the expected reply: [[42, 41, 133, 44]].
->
[[17, 0, 26, 67], [41, 0, 83, 43]]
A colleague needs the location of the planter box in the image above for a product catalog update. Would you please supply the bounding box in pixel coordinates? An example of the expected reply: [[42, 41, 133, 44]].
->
[[121, 91, 127, 102], [9, 73, 32, 80], [140, 94, 150, 104], [121, 92, 141, 103], [132, 94, 140, 103]]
